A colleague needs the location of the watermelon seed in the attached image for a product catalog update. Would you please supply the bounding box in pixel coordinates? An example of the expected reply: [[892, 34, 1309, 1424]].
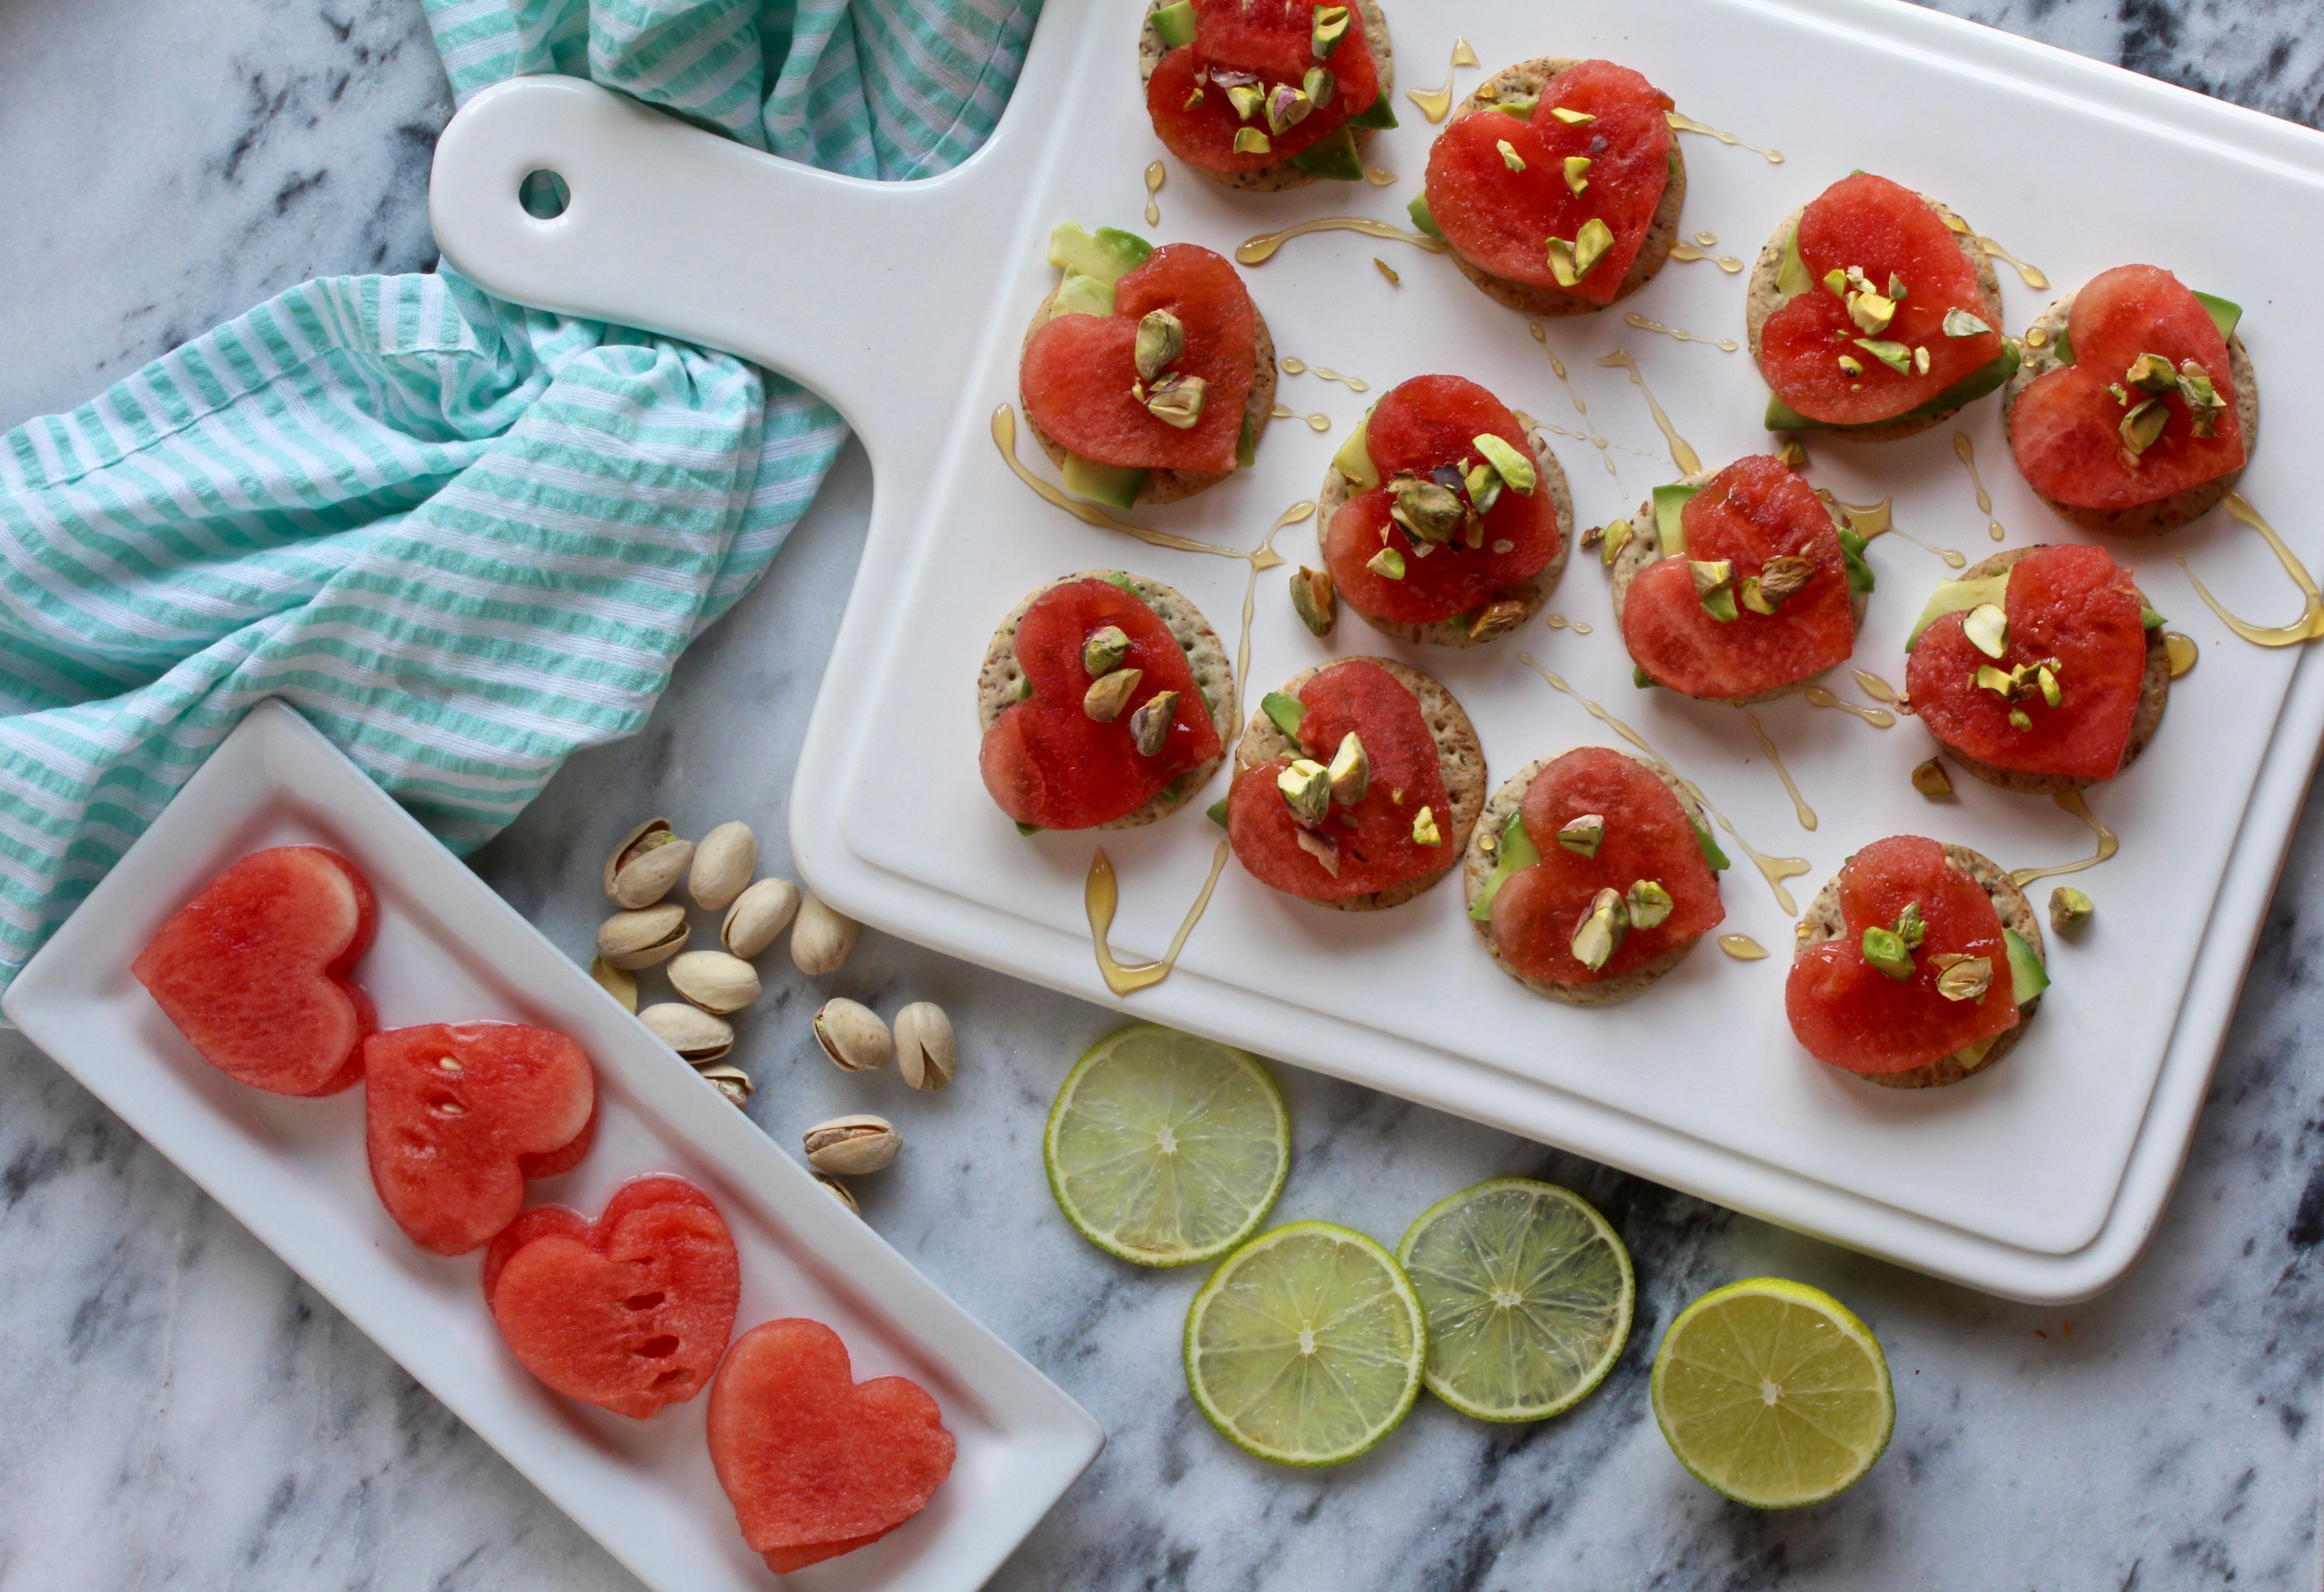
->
[[436, 1055, 463, 1072]]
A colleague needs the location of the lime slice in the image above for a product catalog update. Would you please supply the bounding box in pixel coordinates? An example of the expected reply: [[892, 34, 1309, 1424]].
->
[[1044, 1024, 1289, 1267], [1650, 1277, 1896, 1508], [1396, 1178, 1633, 1422], [1184, 1221, 1426, 1466]]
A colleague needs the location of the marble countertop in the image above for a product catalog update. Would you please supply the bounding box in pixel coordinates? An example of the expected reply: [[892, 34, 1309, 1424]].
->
[[4, 0, 2323, 1586]]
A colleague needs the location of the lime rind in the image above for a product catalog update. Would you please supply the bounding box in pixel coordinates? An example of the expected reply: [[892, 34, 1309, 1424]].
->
[[1044, 1024, 1290, 1267], [1184, 1220, 1426, 1467], [1649, 1277, 1896, 1509], [1396, 1178, 1634, 1422]]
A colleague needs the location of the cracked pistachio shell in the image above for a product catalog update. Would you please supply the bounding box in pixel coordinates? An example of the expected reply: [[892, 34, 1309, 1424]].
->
[[640, 1001, 735, 1062], [596, 903, 690, 970], [603, 819, 696, 909], [893, 1002, 956, 1091], [814, 997, 893, 1072], [790, 892, 860, 976], [688, 820, 758, 911], [1133, 312, 1184, 384], [722, 877, 802, 960], [696, 1063, 754, 1107], [814, 1171, 862, 1214], [804, 1114, 900, 1176], [667, 949, 762, 1015]]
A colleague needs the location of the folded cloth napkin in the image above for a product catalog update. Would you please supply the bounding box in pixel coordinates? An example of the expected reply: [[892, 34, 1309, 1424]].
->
[[0, 0, 1036, 993]]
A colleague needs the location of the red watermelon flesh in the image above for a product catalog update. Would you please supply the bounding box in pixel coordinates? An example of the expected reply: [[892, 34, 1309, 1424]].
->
[[980, 578, 1222, 830], [1907, 544, 2146, 781], [484, 1175, 739, 1419], [1324, 375, 1563, 624], [132, 845, 377, 1097], [364, 1022, 597, 1256], [708, 1318, 955, 1559], [1785, 836, 2019, 1074], [1020, 244, 1255, 474], [1146, 0, 1378, 175], [2009, 264, 2245, 509], [1621, 455, 1855, 699], [1757, 173, 2004, 425], [1422, 60, 1673, 304], [1228, 659, 1452, 901], [1487, 748, 1723, 984]]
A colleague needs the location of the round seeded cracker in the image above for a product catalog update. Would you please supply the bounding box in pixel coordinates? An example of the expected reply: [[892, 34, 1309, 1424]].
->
[[1138, 0, 1394, 194]]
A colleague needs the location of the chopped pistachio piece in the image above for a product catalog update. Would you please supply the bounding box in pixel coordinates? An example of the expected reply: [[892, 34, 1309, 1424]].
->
[[1894, 902, 1926, 951], [1466, 600, 1528, 642], [1934, 954, 1994, 1003], [1774, 437, 1809, 470], [1311, 4, 1350, 56], [1848, 290, 1898, 336], [1599, 519, 1632, 565], [1691, 559, 1738, 621], [1326, 731, 1370, 807], [1571, 886, 1629, 970], [2119, 398, 2167, 458], [1232, 125, 1270, 154], [1626, 879, 1673, 930], [1265, 83, 1313, 136], [1084, 667, 1142, 722], [1082, 624, 1130, 677], [1278, 759, 1331, 826], [1974, 663, 2017, 697], [1290, 566, 1335, 637], [1563, 155, 1591, 194], [1367, 545, 1406, 580], [2107, 383, 2131, 406], [1914, 345, 1931, 376], [2036, 665, 2061, 708], [1134, 310, 1185, 381], [1861, 925, 1914, 981], [1837, 354, 1865, 378], [1911, 758, 1953, 798], [1557, 813, 1606, 859], [1390, 476, 1465, 543], [2008, 707, 2034, 730], [1226, 83, 1264, 121], [1943, 308, 1992, 339], [1887, 273, 1909, 302], [2177, 360, 2226, 436], [1303, 66, 1336, 109], [1963, 602, 2008, 660], [1573, 218, 1614, 279], [1823, 268, 1849, 299], [1545, 236, 1581, 289], [1145, 372, 1207, 428], [1463, 463, 1503, 517], [1473, 433, 1537, 494], [1756, 555, 1815, 606], [1184, 88, 1205, 109], [1549, 105, 1596, 125], [1738, 576, 1776, 616], [1412, 806, 1442, 847], [1497, 139, 1527, 172], [1128, 690, 1178, 756], [2049, 885, 2093, 933], [1854, 337, 1913, 374], [2125, 351, 2178, 394]]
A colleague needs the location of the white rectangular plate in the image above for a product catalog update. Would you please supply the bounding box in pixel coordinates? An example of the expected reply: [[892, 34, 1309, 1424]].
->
[[424, 0, 2324, 1302], [1, 701, 1101, 1592]]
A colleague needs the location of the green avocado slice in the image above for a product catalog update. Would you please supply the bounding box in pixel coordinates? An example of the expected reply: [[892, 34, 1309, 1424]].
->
[[1903, 573, 2009, 650], [1063, 453, 1147, 510], [1836, 526, 1875, 596], [1346, 91, 1399, 130], [1652, 484, 1699, 553], [1467, 810, 1542, 921], [1408, 193, 1444, 241], [1050, 272, 1115, 319], [1775, 222, 1815, 302], [2004, 927, 2049, 1003], [1290, 128, 1364, 180], [1331, 415, 1378, 492], [1261, 691, 1307, 738], [1491, 96, 1539, 118], [1236, 409, 1258, 468], [2052, 289, 2240, 366], [1692, 817, 1731, 872], [1764, 342, 2022, 433], [1207, 796, 1230, 828], [1048, 223, 1152, 286], [1151, 0, 1197, 47]]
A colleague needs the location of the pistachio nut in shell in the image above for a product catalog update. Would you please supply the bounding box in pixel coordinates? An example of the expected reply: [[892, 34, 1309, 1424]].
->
[[814, 1171, 862, 1215], [688, 820, 758, 911], [892, 1002, 956, 1091], [722, 876, 802, 959], [639, 1001, 735, 1062], [814, 997, 893, 1072], [790, 892, 861, 976], [697, 1063, 754, 1108], [596, 902, 690, 970], [667, 949, 762, 1015], [603, 818, 695, 909], [803, 1114, 900, 1176]]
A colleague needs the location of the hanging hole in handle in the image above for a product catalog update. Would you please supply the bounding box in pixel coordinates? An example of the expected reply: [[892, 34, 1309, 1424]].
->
[[519, 169, 570, 219]]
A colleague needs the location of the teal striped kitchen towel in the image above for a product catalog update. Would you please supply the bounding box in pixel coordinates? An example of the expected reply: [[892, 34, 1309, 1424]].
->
[[0, 0, 1036, 992]]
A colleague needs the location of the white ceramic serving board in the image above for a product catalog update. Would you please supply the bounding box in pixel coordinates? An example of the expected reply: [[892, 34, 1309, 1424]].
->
[[1, 702, 1101, 1592], [427, 0, 2324, 1302]]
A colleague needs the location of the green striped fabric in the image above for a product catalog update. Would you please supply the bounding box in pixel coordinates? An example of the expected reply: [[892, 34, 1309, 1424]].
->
[[0, 0, 1036, 991]]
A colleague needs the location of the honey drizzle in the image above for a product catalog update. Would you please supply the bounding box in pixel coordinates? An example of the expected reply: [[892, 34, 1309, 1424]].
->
[[1717, 934, 1770, 961], [1744, 713, 1817, 830], [1978, 238, 2049, 291], [1087, 843, 1233, 994], [1668, 243, 1746, 274], [1623, 313, 1740, 354], [1951, 432, 2008, 542], [1598, 350, 1703, 477], [1364, 167, 1398, 187], [1829, 492, 1967, 569], [1850, 668, 1899, 704], [1280, 357, 1370, 393], [1665, 111, 1785, 164], [1691, 230, 1720, 247], [2007, 791, 2119, 888], [1520, 655, 1809, 914], [1143, 161, 1165, 227], [2165, 633, 2199, 677], [1270, 402, 1332, 432], [993, 405, 1282, 567], [1802, 685, 1897, 729], [1530, 323, 1619, 482], [1542, 613, 1595, 635], [1237, 217, 1450, 265], [2176, 492, 2324, 647], [1406, 38, 1478, 123]]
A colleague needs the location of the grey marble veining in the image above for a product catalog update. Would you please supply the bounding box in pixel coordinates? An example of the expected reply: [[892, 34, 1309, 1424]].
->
[[3, 1, 2323, 1588]]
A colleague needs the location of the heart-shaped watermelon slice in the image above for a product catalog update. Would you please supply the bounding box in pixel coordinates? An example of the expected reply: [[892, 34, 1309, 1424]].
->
[[365, 1022, 597, 1256], [2009, 264, 2245, 509], [1146, 0, 1381, 175], [1421, 60, 1673, 306], [1785, 836, 2019, 1075], [1906, 544, 2148, 783], [483, 1175, 739, 1419], [1621, 456, 1856, 700], [1020, 243, 1256, 474], [1757, 173, 2004, 426], [133, 845, 378, 1097], [708, 1317, 955, 1574], [1228, 659, 1453, 901]]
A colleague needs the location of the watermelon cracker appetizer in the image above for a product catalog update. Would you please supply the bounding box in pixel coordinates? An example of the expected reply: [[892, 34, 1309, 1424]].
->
[[2006, 264, 2256, 534], [1417, 58, 1684, 317], [1020, 223, 1274, 510], [1905, 544, 2168, 795], [1321, 375, 1573, 645], [1611, 454, 1871, 703], [133, 845, 378, 1097], [1464, 747, 1726, 1005], [981, 571, 1235, 833], [365, 1021, 597, 1256], [482, 1175, 740, 1420], [1141, 0, 1396, 190], [1787, 835, 2049, 1089], [1750, 172, 2013, 441], [708, 1317, 956, 1575], [1227, 657, 1483, 909]]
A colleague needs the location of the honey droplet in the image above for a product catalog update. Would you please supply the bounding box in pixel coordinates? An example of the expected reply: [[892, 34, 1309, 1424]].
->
[[1364, 166, 1397, 186], [1717, 935, 1770, 961], [2165, 632, 2198, 677], [1143, 160, 1164, 228]]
